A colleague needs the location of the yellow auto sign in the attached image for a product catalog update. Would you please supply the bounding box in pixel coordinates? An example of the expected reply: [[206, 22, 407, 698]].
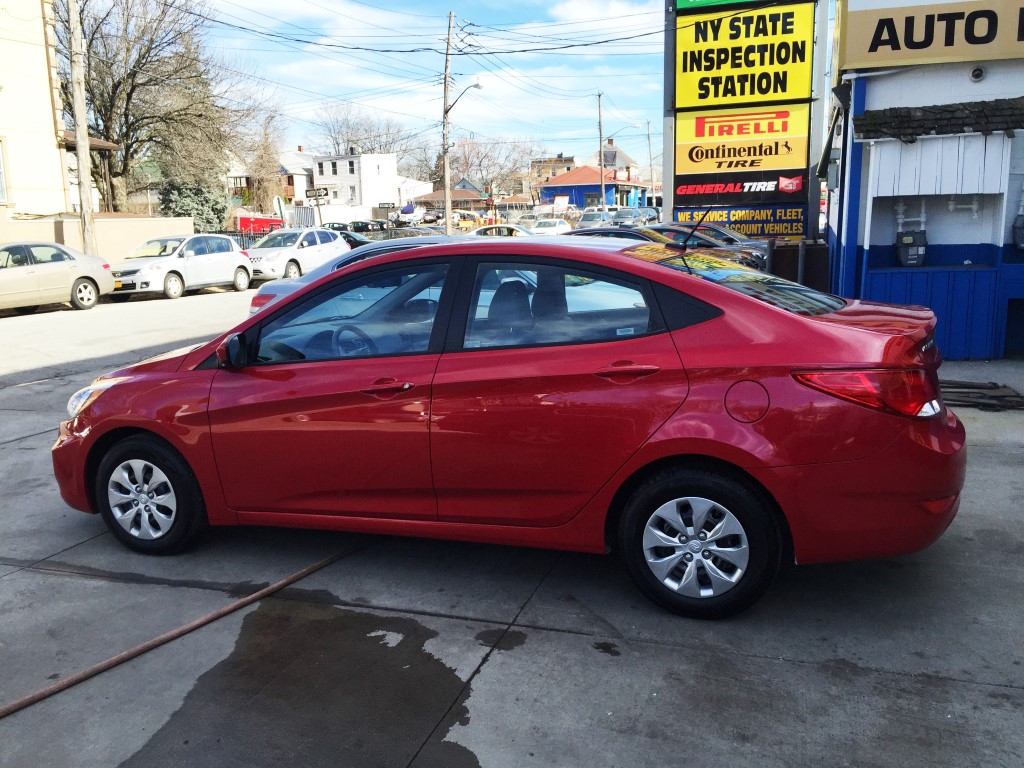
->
[[676, 3, 815, 109], [676, 103, 810, 174], [840, 0, 1024, 69]]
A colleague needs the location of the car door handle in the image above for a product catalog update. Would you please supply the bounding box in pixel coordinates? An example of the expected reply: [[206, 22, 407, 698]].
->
[[593, 362, 660, 382], [360, 378, 414, 398]]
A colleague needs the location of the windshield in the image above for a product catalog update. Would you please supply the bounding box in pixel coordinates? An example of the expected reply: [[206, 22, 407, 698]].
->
[[534, 220, 559, 228], [580, 213, 605, 222], [622, 244, 846, 316], [126, 238, 184, 259], [252, 231, 299, 249], [612, 210, 638, 221]]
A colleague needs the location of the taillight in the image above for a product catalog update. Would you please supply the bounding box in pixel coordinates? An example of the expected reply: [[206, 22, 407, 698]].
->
[[793, 369, 943, 418], [249, 293, 274, 312]]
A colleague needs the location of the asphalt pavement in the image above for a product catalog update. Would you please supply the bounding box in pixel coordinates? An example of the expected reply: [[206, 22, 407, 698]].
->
[[0, 293, 1021, 768]]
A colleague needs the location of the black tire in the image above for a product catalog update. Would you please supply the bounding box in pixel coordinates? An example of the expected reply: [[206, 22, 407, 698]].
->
[[71, 278, 99, 310], [94, 435, 207, 554], [619, 467, 781, 619], [164, 273, 184, 299], [232, 267, 250, 291], [284, 261, 301, 280]]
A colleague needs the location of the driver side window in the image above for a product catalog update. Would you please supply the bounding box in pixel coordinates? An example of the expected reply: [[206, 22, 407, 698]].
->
[[255, 263, 449, 364]]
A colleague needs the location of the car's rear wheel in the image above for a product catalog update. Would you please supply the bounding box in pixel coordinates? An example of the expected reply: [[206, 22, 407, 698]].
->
[[163, 273, 184, 299], [619, 467, 781, 619], [70, 278, 98, 310], [232, 268, 250, 291], [284, 261, 301, 280], [95, 436, 207, 554]]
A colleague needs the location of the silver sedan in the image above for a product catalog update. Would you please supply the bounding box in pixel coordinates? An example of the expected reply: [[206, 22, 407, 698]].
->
[[0, 241, 115, 313]]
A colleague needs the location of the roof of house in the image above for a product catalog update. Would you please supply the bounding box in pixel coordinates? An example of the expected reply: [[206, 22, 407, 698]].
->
[[278, 150, 314, 175], [538, 166, 647, 188]]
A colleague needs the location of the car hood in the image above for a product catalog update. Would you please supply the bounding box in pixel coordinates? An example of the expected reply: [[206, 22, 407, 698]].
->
[[248, 246, 293, 259], [112, 256, 173, 272], [99, 343, 205, 379]]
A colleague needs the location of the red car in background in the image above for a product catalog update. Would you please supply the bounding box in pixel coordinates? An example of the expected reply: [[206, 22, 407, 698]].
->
[[52, 239, 966, 618]]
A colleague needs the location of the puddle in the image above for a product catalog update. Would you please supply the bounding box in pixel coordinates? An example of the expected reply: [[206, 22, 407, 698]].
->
[[119, 598, 481, 768]]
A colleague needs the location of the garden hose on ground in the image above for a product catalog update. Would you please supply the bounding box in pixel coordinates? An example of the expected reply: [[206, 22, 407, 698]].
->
[[0, 548, 354, 721]]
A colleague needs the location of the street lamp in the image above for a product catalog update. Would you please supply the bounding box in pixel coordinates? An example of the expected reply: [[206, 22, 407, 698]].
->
[[443, 82, 482, 235]]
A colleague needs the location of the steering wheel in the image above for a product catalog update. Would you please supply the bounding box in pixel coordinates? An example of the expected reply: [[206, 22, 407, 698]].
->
[[333, 324, 378, 357]]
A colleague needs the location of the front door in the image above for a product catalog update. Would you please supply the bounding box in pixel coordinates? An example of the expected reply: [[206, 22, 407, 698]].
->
[[208, 261, 452, 520]]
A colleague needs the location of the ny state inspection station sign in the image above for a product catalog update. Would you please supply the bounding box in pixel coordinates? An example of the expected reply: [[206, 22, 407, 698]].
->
[[676, 2, 815, 109]]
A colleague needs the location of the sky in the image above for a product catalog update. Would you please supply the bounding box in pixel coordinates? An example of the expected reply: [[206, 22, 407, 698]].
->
[[204, 0, 667, 171]]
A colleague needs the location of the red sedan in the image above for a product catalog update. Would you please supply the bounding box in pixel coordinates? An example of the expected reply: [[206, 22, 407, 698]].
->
[[52, 239, 966, 618]]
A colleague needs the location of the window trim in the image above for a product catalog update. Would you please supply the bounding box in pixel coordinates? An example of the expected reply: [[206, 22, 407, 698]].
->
[[0, 136, 10, 206]]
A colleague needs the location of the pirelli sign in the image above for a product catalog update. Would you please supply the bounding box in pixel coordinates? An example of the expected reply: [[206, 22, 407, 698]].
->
[[676, 104, 810, 174], [840, 0, 1024, 69]]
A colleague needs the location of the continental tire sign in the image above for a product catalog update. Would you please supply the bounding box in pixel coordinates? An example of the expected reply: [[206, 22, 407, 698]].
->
[[840, 0, 1024, 69], [676, 3, 815, 108], [676, 104, 810, 174]]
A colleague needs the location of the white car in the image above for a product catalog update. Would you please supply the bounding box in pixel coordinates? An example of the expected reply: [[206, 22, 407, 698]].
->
[[246, 228, 350, 282], [110, 234, 251, 300], [0, 241, 115, 312], [529, 218, 572, 235], [470, 224, 534, 237]]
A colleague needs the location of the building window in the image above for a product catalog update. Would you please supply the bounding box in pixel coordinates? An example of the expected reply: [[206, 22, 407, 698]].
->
[[348, 185, 356, 202], [332, 190, 338, 199], [348, 160, 355, 174], [286, 175, 294, 185], [331, 161, 338, 175], [317, 162, 323, 175]]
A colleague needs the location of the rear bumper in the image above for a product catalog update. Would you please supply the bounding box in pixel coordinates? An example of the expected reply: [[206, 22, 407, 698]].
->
[[754, 408, 967, 564]]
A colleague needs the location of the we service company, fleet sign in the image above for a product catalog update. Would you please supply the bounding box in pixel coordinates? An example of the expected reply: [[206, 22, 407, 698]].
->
[[839, 0, 1024, 69]]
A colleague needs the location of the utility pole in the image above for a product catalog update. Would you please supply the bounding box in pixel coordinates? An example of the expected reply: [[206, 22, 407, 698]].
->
[[597, 92, 606, 212], [646, 120, 654, 209], [442, 11, 454, 235], [68, 0, 98, 256]]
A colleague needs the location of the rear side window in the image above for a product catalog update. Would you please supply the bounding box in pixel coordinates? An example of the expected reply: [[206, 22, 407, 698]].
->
[[464, 262, 657, 349]]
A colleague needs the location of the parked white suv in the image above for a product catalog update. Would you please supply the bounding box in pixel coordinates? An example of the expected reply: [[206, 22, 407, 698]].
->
[[246, 228, 350, 282], [110, 234, 251, 300]]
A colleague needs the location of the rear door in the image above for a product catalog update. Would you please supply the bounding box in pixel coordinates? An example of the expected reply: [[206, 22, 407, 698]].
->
[[430, 257, 688, 527], [0, 245, 38, 308]]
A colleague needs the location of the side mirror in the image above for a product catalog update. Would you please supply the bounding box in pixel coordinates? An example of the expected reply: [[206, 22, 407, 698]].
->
[[183, 250, 195, 258], [297, 240, 307, 249], [216, 333, 248, 369]]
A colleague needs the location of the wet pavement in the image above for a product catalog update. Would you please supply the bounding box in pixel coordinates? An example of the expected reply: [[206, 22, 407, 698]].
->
[[1, 294, 1022, 767]]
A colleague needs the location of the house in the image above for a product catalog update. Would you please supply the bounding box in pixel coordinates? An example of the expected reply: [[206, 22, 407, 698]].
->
[[538, 166, 650, 211], [278, 146, 314, 203], [0, 0, 71, 231], [582, 139, 642, 178]]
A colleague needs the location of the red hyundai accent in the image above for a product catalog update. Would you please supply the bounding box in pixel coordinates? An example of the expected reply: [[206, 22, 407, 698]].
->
[[52, 239, 966, 618]]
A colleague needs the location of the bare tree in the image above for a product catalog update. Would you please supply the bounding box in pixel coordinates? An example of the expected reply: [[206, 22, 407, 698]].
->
[[244, 112, 284, 215], [312, 104, 423, 159], [449, 137, 541, 198], [54, 0, 251, 211]]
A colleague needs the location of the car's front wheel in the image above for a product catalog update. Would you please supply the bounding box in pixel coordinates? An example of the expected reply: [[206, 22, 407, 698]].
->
[[284, 261, 301, 280], [70, 278, 98, 310], [619, 467, 782, 619], [232, 268, 250, 291], [163, 273, 184, 299], [95, 436, 207, 554]]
